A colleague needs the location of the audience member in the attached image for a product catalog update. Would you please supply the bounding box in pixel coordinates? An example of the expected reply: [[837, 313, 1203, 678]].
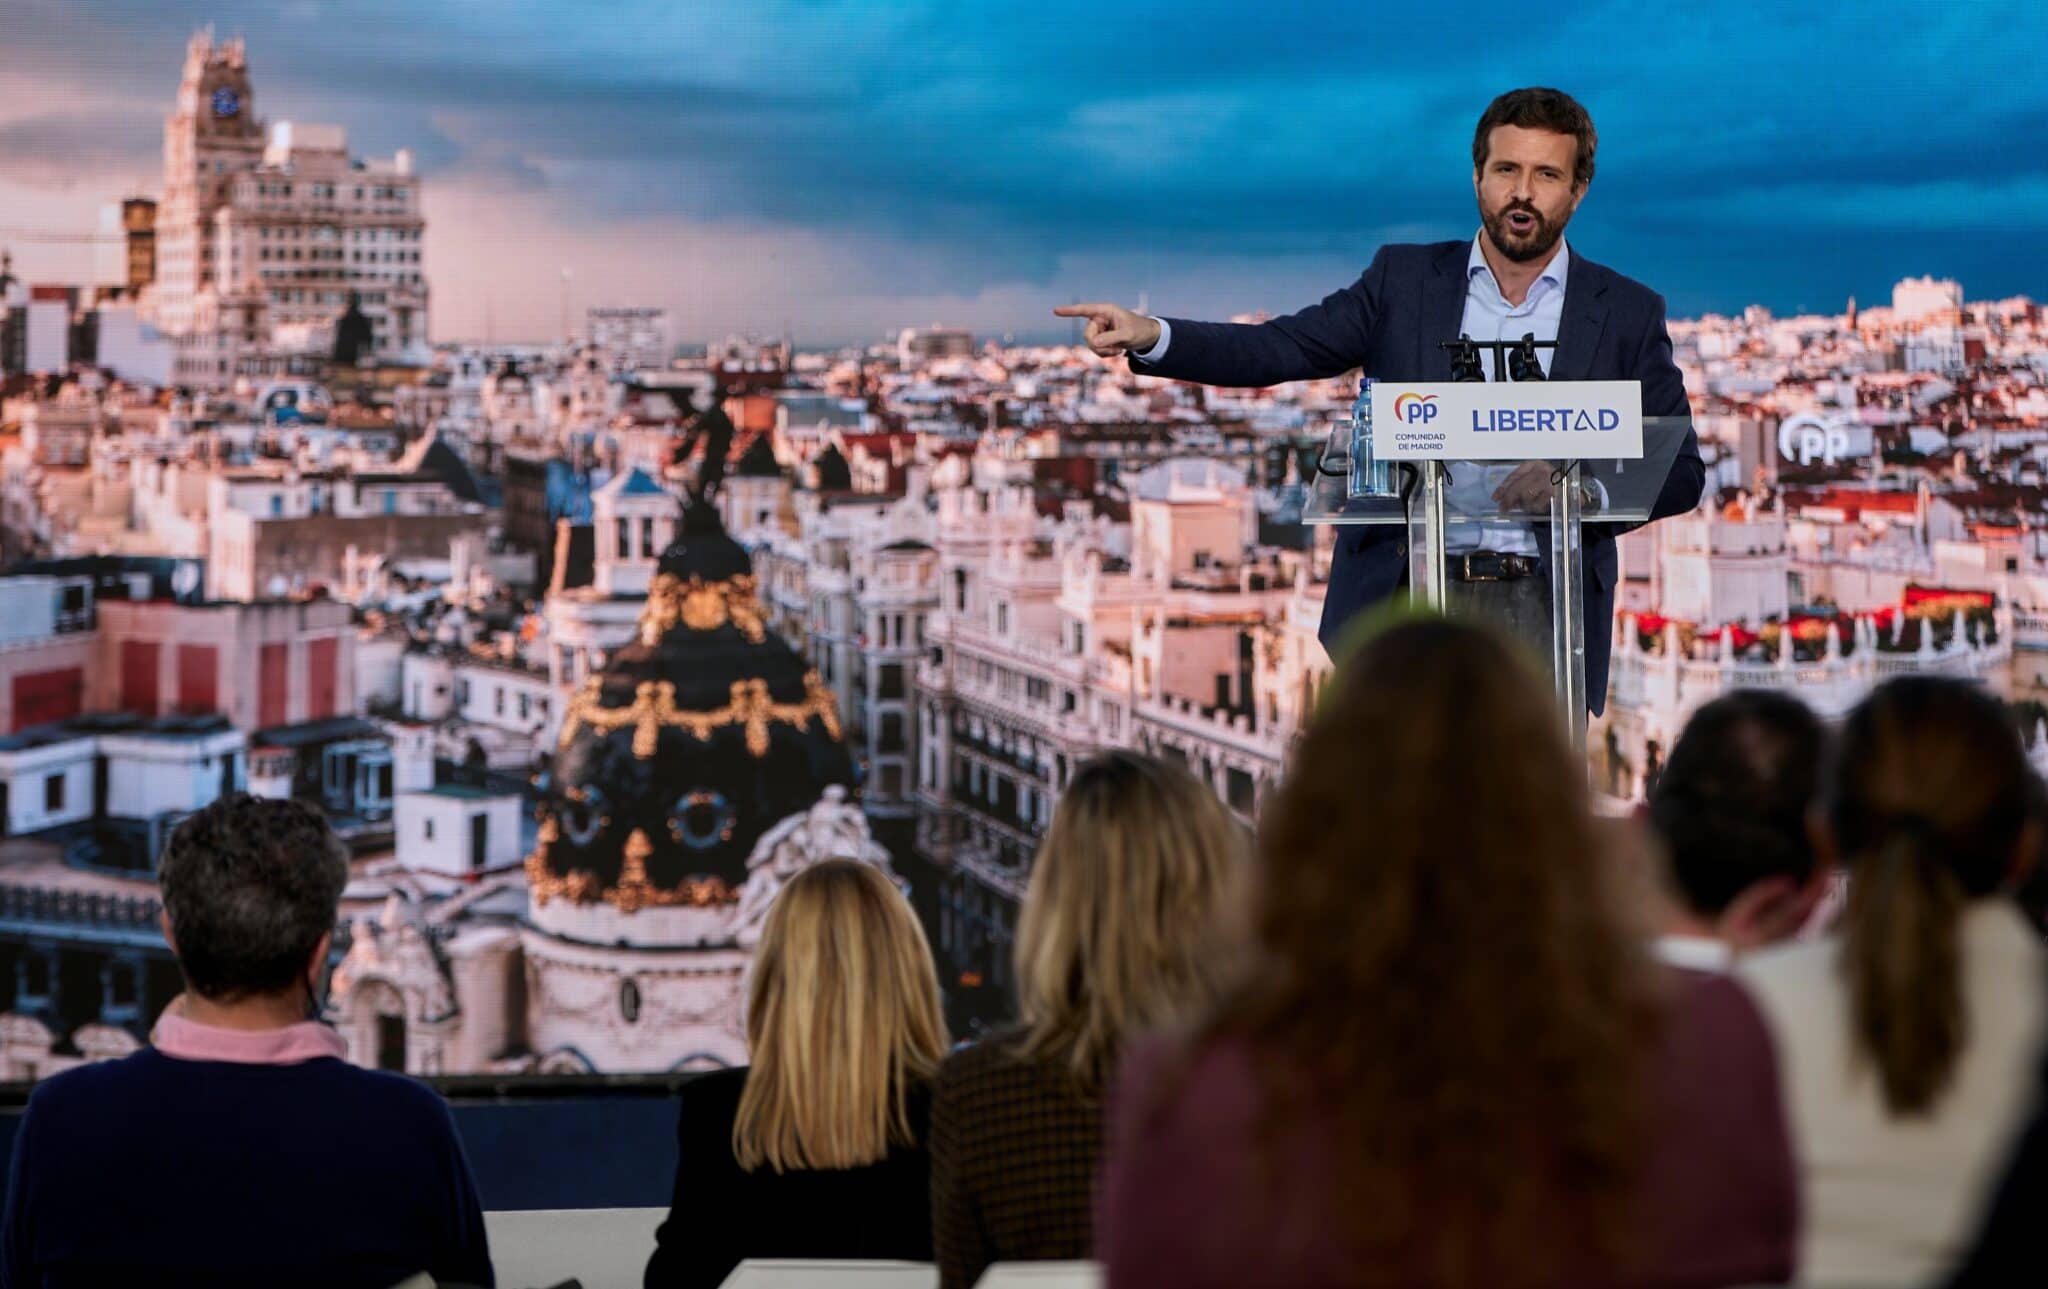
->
[[1741, 676, 2046, 1286], [1643, 689, 1831, 971], [0, 794, 493, 1289], [1099, 616, 1797, 1288], [646, 859, 948, 1288], [930, 750, 1247, 1289]]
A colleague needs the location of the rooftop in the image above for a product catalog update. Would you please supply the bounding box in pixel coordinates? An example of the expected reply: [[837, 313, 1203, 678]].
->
[[421, 783, 517, 801], [253, 716, 385, 748], [0, 712, 233, 753]]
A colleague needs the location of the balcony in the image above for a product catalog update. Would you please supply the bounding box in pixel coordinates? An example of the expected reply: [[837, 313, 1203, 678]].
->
[[1135, 694, 1286, 764], [946, 619, 1094, 686]]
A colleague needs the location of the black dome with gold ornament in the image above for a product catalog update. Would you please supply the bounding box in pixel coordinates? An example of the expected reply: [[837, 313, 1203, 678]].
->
[[528, 501, 852, 914]]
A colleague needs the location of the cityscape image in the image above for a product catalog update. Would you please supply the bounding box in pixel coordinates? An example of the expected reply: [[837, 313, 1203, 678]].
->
[[0, 0, 2044, 1110], [6, 4, 2048, 1285]]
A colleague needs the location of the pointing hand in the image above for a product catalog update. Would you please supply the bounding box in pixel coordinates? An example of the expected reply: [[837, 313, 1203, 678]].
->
[[1053, 302, 1163, 358]]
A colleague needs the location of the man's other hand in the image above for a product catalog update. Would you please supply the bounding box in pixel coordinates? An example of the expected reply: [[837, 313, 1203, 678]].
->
[[1492, 461, 1556, 514], [1053, 303, 1162, 358]]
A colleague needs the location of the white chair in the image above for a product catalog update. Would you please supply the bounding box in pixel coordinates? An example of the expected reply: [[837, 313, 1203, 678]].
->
[[973, 1263, 1103, 1289], [719, 1260, 937, 1288], [482, 1207, 665, 1289]]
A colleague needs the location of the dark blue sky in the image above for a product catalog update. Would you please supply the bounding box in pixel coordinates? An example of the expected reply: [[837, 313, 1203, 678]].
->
[[2, 0, 2041, 342]]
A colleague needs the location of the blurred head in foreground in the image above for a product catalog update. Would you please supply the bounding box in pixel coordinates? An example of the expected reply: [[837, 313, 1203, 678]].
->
[[1646, 689, 1831, 953], [1218, 613, 1660, 1278], [1824, 676, 2036, 1115]]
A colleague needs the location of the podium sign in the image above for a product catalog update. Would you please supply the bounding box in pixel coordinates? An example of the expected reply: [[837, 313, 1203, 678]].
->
[[1369, 381, 1644, 462], [1302, 380, 1689, 742]]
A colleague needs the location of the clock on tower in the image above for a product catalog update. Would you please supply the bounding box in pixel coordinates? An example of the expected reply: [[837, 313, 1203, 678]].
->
[[211, 87, 241, 119]]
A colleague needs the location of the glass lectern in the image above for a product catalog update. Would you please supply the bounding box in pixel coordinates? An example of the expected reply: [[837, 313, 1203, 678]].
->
[[1303, 385, 1694, 748]]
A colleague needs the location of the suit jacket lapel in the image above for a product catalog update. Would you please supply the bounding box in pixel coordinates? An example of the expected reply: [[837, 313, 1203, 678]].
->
[[1417, 242, 1469, 380], [1551, 255, 1610, 382]]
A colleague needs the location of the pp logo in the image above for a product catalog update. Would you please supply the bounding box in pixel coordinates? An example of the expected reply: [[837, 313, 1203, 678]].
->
[[1393, 393, 1439, 424], [1778, 414, 1850, 467]]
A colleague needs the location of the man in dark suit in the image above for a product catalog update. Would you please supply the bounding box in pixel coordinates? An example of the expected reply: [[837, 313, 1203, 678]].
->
[[1056, 87, 1703, 713]]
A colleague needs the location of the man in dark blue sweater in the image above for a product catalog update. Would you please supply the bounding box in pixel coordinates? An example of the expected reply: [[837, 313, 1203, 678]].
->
[[1, 795, 494, 1289]]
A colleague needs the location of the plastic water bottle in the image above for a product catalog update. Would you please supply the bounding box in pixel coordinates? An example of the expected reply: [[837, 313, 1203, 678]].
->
[[1347, 377, 1394, 498]]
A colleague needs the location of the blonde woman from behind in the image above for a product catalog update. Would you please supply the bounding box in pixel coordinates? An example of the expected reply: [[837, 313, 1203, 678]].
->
[[644, 859, 948, 1289], [930, 750, 1249, 1289]]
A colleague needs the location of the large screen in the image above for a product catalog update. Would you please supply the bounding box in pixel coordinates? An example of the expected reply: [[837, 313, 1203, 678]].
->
[[0, 1, 2037, 1082]]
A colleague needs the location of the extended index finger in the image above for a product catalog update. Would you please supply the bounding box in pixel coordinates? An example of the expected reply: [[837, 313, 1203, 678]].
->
[[1052, 302, 1119, 319]]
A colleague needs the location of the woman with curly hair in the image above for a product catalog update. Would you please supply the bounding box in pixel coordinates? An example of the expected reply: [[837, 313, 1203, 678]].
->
[[1099, 615, 1798, 1287]]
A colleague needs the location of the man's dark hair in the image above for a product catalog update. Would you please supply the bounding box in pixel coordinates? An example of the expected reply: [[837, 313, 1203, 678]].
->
[[158, 793, 349, 1000], [1472, 88, 1597, 188], [1648, 690, 1827, 917]]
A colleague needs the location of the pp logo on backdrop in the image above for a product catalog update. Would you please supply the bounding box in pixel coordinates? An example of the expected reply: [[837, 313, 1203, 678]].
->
[[1393, 393, 1439, 424], [1779, 414, 1850, 467]]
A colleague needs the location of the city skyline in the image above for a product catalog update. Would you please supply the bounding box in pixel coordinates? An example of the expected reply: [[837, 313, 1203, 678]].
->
[[2, 1, 2044, 344]]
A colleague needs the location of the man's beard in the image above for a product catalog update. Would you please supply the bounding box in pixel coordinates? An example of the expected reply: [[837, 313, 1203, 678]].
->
[[1482, 201, 1567, 263]]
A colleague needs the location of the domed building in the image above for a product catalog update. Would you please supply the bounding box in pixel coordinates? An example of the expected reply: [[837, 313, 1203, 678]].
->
[[519, 500, 893, 1071], [329, 500, 898, 1075], [533, 500, 851, 904]]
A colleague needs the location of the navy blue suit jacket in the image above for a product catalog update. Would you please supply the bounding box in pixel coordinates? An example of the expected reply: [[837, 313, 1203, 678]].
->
[[1132, 240, 1704, 714]]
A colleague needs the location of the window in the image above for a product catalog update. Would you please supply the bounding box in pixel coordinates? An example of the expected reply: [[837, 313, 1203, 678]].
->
[[640, 516, 655, 557], [424, 817, 435, 841], [616, 517, 632, 559], [44, 773, 65, 814], [110, 964, 137, 1007], [519, 692, 532, 721], [879, 664, 905, 700], [995, 602, 1009, 635], [1227, 767, 1257, 815], [495, 687, 505, 716]]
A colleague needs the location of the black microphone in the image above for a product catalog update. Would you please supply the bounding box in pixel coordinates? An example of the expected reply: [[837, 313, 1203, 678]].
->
[[1508, 332, 1546, 382], [1448, 337, 1485, 383]]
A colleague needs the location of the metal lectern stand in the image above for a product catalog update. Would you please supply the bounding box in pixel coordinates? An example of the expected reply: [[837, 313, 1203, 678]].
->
[[1306, 384, 1693, 752]]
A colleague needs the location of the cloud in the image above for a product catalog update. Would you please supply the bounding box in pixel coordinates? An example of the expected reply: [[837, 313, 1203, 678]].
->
[[0, 108, 160, 188], [2, 0, 2045, 330]]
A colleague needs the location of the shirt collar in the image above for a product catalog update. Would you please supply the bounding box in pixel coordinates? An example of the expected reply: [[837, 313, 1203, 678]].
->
[[1468, 233, 1570, 298], [1653, 934, 1734, 974], [152, 999, 347, 1066]]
